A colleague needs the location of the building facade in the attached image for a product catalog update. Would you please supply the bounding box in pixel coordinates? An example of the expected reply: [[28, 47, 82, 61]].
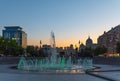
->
[[2, 26, 27, 48], [79, 36, 98, 52], [98, 25, 120, 53], [42, 44, 51, 56]]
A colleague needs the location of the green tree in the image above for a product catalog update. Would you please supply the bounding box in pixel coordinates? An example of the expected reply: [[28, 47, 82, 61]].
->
[[38, 48, 46, 57], [0, 36, 24, 56], [26, 45, 36, 56], [0, 37, 5, 54], [116, 41, 120, 54], [80, 47, 93, 57], [94, 45, 107, 56]]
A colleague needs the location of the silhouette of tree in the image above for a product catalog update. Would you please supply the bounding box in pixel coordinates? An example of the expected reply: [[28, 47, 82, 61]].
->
[[0, 36, 24, 56], [79, 47, 93, 58], [94, 45, 107, 56], [26, 45, 36, 56], [38, 48, 46, 57], [116, 41, 120, 54]]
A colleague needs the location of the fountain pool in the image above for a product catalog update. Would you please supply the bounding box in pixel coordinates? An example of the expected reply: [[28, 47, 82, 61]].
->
[[17, 57, 93, 73]]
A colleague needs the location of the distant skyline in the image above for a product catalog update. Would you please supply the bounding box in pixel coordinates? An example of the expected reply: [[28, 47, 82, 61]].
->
[[0, 0, 120, 47]]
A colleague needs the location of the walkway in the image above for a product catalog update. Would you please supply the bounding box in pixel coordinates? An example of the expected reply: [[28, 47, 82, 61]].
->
[[87, 64, 120, 81], [1, 64, 120, 81]]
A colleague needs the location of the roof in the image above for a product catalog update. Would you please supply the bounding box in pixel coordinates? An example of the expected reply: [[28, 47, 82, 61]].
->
[[4, 26, 22, 29], [86, 36, 93, 43]]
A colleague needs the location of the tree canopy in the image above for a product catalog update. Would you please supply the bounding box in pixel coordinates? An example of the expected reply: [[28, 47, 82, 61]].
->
[[116, 41, 120, 54], [0, 36, 24, 56], [94, 45, 107, 56]]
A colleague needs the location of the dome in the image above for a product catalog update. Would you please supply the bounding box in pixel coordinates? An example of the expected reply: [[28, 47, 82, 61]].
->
[[86, 37, 93, 43], [86, 36, 93, 47]]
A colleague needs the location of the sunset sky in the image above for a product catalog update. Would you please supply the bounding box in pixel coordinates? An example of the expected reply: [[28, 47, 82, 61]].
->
[[0, 0, 120, 47]]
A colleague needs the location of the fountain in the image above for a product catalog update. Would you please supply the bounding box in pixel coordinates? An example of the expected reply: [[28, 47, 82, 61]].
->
[[18, 31, 93, 73]]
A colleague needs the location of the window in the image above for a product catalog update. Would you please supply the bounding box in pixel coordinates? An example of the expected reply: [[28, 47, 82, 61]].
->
[[5, 32, 10, 39]]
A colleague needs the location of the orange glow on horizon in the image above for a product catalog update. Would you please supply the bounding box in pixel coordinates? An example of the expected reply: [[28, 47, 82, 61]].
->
[[27, 37, 98, 48]]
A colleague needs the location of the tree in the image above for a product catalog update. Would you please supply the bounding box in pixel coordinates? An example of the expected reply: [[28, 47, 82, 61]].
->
[[17, 46, 24, 56], [116, 41, 120, 54], [0, 36, 24, 56], [79, 47, 93, 57], [26, 45, 39, 56], [0, 37, 5, 54], [94, 45, 107, 56], [38, 48, 46, 57]]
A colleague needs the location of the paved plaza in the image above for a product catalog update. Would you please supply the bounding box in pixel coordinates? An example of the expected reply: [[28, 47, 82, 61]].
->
[[0, 64, 120, 81], [88, 65, 120, 81]]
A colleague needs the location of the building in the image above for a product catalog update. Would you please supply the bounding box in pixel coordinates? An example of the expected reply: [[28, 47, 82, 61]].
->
[[56, 47, 64, 53], [79, 43, 86, 52], [42, 44, 51, 56], [64, 44, 75, 56], [98, 25, 120, 53], [2, 26, 27, 48], [86, 36, 93, 48], [79, 36, 98, 52]]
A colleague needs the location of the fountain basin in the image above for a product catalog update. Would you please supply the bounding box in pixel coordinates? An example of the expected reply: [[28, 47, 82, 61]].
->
[[17, 57, 94, 73]]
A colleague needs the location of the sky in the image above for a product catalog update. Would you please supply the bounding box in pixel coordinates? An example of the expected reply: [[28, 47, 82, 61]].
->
[[0, 0, 120, 47]]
